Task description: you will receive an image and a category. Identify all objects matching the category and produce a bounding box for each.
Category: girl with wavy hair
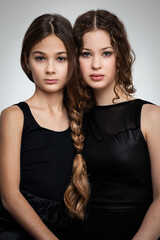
[67,9,160,240]
[0,13,89,240]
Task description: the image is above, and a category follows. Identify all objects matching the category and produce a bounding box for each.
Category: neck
[94,85,132,106]
[28,87,65,111]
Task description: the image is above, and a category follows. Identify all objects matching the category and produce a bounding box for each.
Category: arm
[0,106,59,240]
[132,104,160,240]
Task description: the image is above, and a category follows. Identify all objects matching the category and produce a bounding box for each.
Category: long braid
[64,94,90,219]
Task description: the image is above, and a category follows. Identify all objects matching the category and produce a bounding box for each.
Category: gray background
[0,0,160,112]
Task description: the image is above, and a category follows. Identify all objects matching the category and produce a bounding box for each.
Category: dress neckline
[23,101,70,133]
[95,99,139,109]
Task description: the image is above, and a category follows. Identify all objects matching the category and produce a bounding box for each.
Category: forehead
[82,29,111,48]
[31,33,66,52]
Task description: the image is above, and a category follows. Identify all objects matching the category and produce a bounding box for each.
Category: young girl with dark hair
[0,13,89,240]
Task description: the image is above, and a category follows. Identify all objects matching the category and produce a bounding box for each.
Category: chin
[90,84,106,90]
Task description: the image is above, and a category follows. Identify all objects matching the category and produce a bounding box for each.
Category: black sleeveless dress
[0,102,75,239]
[68,99,159,240]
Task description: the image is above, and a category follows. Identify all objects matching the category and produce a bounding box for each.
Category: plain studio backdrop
[0,0,160,112]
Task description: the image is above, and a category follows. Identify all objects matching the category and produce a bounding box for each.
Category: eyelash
[81,51,113,58]
[57,56,67,62]
[35,56,45,61]
[103,51,112,56]
[35,56,67,62]
[81,52,91,57]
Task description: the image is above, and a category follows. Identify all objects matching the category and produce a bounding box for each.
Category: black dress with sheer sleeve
[0,102,75,240]
[68,99,159,240]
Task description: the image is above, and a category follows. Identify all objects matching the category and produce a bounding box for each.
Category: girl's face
[27,33,68,94]
[79,29,116,94]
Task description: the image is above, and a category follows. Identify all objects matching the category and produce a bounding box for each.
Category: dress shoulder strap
[15,102,38,133]
[133,99,154,128]
[15,101,28,112]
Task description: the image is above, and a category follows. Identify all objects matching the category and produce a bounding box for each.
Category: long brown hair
[73,9,136,106]
[21,13,90,220]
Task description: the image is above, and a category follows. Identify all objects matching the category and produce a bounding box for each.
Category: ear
[24,54,30,71]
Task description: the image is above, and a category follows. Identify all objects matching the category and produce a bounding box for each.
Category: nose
[91,56,102,70]
[46,60,56,74]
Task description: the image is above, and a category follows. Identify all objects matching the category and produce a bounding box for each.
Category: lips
[90,74,104,81]
[44,79,58,84]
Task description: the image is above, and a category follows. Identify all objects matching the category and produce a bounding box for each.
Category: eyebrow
[82,46,113,51]
[32,51,67,55]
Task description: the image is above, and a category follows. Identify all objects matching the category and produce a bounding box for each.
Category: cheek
[61,64,68,80]
[65,63,69,73]
[107,58,117,74]
[30,66,43,83]
[58,61,68,70]
[79,60,89,76]
[110,62,116,72]
[30,63,42,75]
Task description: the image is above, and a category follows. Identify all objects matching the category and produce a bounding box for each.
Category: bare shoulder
[0,105,24,131]
[0,105,23,121]
[142,103,160,124]
[141,104,160,136]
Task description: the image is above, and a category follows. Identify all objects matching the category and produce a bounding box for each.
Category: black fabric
[0,190,70,239]
[83,99,153,209]
[0,231,33,240]
[0,101,75,239]
[18,102,75,200]
[68,207,148,240]
[68,99,157,239]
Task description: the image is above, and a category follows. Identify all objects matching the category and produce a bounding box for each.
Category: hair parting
[49,17,54,33]
[93,11,97,29]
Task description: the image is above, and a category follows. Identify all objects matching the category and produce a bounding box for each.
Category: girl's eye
[57,56,67,62]
[35,56,45,61]
[103,51,112,57]
[81,52,91,58]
